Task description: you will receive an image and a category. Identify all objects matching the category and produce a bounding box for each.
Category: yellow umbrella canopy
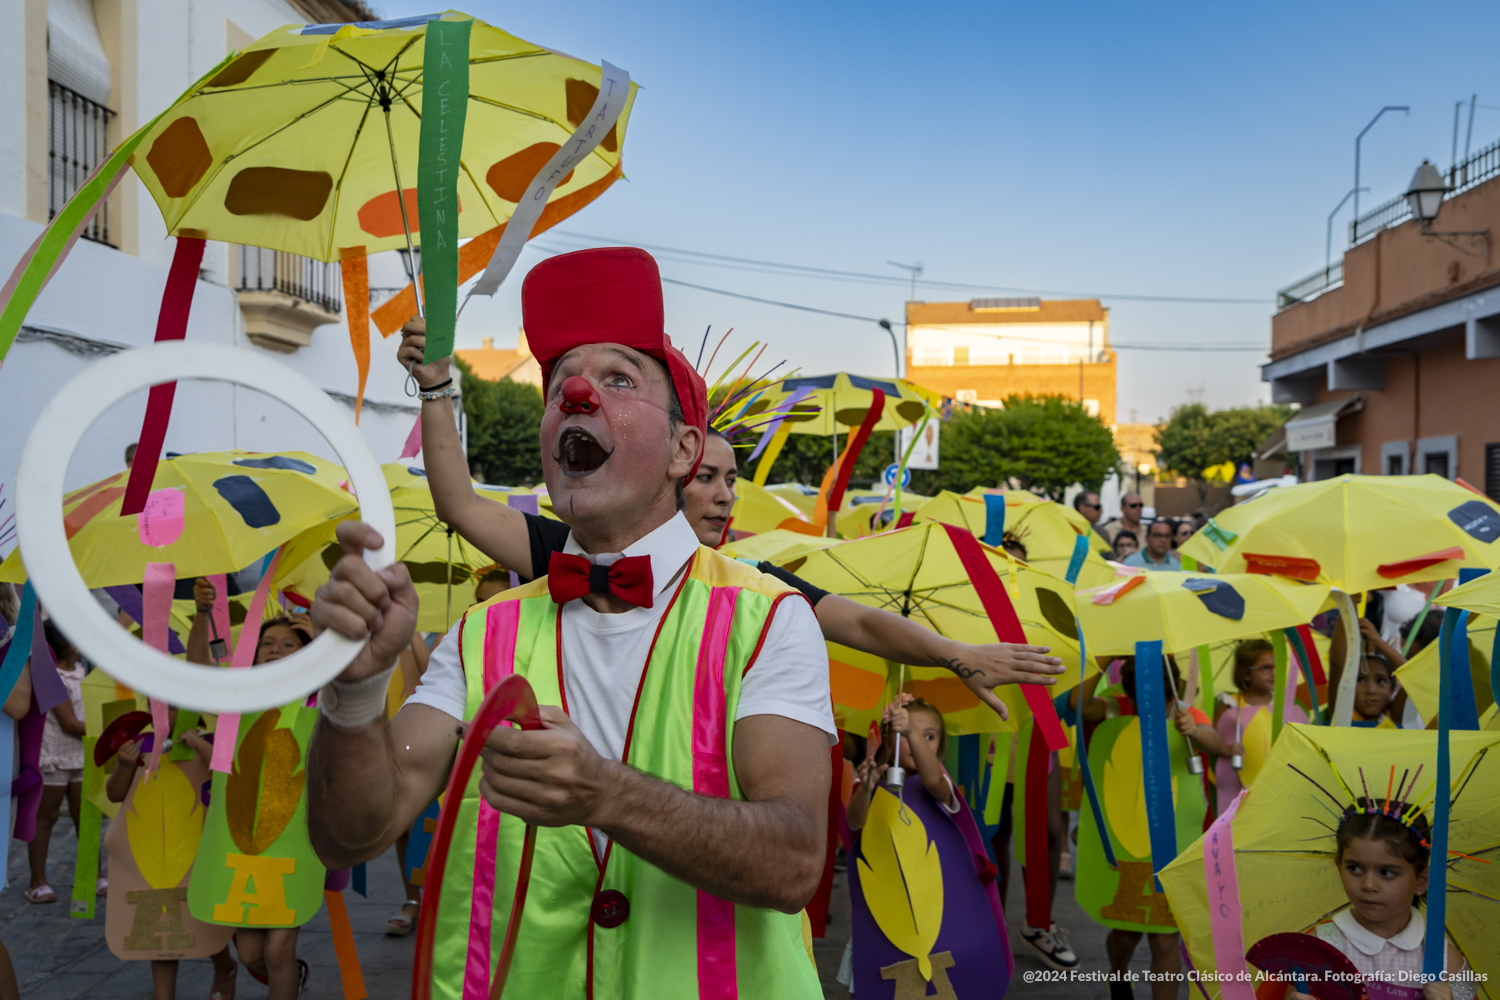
[276,463,529,632]
[764,484,816,515]
[1394,613,1500,728]
[128,12,636,260]
[717,529,841,566]
[740,373,939,436]
[1178,475,1500,593]
[730,479,815,536]
[790,522,1086,735]
[0,450,357,588]
[1075,571,1331,656]
[1161,726,1500,999]
[917,490,1115,590]
[1437,568,1500,617]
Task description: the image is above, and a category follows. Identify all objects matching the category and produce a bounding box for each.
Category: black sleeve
[524,513,573,582]
[757,562,830,607]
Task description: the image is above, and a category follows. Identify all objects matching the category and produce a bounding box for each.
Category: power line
[549,229,1274,305]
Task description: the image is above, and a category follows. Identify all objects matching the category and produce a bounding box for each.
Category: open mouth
[555,426,613,477]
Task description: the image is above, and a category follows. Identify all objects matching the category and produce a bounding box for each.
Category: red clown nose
[559,376,601,415]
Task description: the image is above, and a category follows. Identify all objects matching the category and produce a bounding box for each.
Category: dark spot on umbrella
[233,455,316,474]
[147,117,213,197]
[565,80,619,152]
[405,562,474,586]
[487,143,573,202]
[213,475,280,528]
[1448,500,1500,543]
[407,467,427,477]
[1035,587,1078,639]
[205,48,276,88]
[1182,578,1245,621]
[226,167,333,221]
[783,557,808,574]
[321,543,342,571]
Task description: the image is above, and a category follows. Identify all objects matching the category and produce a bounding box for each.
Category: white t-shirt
[406,513,835,853]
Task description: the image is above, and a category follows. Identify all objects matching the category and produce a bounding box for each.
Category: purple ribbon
[104,584,186,655]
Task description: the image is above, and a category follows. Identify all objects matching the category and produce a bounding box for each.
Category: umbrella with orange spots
[126,12,636,266]
[789,521,1089,736]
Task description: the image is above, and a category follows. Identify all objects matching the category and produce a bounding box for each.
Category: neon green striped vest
[432,547,823,1000]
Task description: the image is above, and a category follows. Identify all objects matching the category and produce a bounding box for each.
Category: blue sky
[384,0,1500,423]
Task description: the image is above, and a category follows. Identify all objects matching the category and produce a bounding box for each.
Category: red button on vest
[592,889,629,928]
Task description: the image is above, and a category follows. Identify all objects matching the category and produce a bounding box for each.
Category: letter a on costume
[123,887,195,951]
[214,854,297,925]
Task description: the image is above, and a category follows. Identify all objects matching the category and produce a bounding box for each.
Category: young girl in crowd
[1287,798,1474,1000]
[105,713,238,1000]
[1211,639,1308,813]
[26,622,89,903]
[1329,654,1400,729]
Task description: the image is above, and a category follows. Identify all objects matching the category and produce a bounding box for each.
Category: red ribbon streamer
[824,389,885,515]
[1294,624,1325,685]
[1376,546,1465,579]
[941,523,1069,751]
[121,237,207,516]
[340,252,371,424]
[805,732,844,937]
[413,674,542,1000]
[1023,723,1052,930]
[1241,552,1320,581]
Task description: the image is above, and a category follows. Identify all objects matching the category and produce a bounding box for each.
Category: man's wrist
[586,760,636,834]
[319,663,397,730]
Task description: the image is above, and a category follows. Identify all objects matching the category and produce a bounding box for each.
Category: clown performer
[101,709,236,1000]
[307,247,841,998]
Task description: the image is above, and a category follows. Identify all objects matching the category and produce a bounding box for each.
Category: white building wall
[0,0,442,561]
[909,320,1104,367]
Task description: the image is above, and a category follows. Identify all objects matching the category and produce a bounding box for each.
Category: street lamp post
[1405,159,1490,256]
[1353,105,1410,239]
[878,318,904,464]
[1326,187,1369,273]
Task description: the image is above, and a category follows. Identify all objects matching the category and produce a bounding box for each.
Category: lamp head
[1404,160,1447,224]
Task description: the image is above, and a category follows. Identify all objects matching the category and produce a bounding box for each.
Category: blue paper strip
[1135,640,1176,892]
[1490,625,1500,718]
[982,493,1005,547]
[0,713,11,889]
[1447,610,1481,731]
[0,583,37,701]
[1076,622,1117,867]
[1426,611,1454,978]
[352,862,367,898]
[1064,534,1089,586]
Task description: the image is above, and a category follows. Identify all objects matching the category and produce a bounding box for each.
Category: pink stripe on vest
[693,587,740,1000]
[463,601,520,1000]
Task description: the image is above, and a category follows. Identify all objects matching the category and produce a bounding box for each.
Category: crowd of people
[1,247,1481,1000]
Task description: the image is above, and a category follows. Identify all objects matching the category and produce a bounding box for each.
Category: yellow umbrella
[0,451,357,588]
[1160,725,1500,999]
[276,464,530,632]
[1394,613,1500,728]
[1178,475,1500,593]
[729,479,814,536]
[127,12,636,262]
[741,373,939,436]
[717,530,841,566]
[791,522,1086,735]
[1201,629,1331,699]
[1075,571,1331,656]
[764,484,816,515]
[1437,568,1500,617]
[917,490,1115,590]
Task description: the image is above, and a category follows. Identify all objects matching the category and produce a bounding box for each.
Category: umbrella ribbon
[466,62,631,303]
[1283,628,1324,725]
[1329,591,1360,728]
[1442,610,1481,731]
[747,386,816,463]
[1270,631,1289,744]
[1427,611,1457,979]
[209,546,285,773]
[1203,790,1256,1000]
[142,562,175,773]
[940,524,1068,751]
[1134,640,1175,892]
[323,887,368,1000]
[120,237,208,516]
[416,18,471,363]
[102,585,186,655]
[27,598,70,714]
[1064,533,1089,588]
[822,389,885,518]
[1023,724,1052,930]
[982,494,1005,548]
[1491,625,1500,718]
[340,253,371,422]
[1072,619,1116,869]
[0,582,38,702]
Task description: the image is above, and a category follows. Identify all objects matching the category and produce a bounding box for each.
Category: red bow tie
[547,552,655,609]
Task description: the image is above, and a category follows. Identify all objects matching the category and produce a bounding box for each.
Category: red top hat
[522,247,708,442]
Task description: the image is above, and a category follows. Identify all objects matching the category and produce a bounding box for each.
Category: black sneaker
[296,959,310,1000]
[1109,979,1135,1000]
[1020,922,1079,970]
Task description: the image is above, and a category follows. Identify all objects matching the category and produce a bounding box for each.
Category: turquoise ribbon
[1064,534,1089,587]
[1283,627,1324,725]
[1075,621,1116,867]
[1426,609,1456,979]
[1135,640,1176,891]
[417,17,472,362]
[1447,610,1480,731]
[982,493,1005,547]
[0,582,37,700]
[1203,517,1237,551]
[1490,625,1500,718]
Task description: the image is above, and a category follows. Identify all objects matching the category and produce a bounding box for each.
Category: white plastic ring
[16,341,397,713]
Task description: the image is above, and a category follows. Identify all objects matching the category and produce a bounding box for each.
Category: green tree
[457,357,545,486]
[1155,402,1291,499]
[934,394,1120,499]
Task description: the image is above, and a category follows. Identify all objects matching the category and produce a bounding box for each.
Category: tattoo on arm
[931,655,984,680]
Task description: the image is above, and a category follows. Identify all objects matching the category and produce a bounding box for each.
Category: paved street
[9,824,1179,1000]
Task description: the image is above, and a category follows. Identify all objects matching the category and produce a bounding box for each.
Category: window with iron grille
[237,246,343,314]
[48,81,115,247]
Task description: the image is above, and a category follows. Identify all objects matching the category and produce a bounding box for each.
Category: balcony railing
[1275,261,1344,312]
[237,246,342,314]
[1350,135,1500,245]
[49,81,115,247]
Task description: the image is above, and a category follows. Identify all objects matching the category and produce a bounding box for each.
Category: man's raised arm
[306,523,459,869]
[396,320,535,576]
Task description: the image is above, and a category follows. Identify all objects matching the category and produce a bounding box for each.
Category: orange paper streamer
[339,252,370,423]
[324,890,368,1000]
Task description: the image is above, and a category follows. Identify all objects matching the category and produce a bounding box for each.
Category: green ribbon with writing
[418,18,471,363]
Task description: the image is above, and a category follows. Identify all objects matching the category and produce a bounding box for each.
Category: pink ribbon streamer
[399,414,423,460]
[464,601,520,1000]
[209,548,284,773]
[1205,790,1255,1000]
[208,573,232,664]
[142,561,176,773]
[138,487,186,548]
[692,587,741,999]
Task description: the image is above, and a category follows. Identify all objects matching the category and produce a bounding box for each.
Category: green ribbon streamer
[418,18,471,363]
[1270,630,1289,743]
[1283,627,1324,725]
[1197,642,1215,715]
[1203,517,1237,550]
[71,736,103,919]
